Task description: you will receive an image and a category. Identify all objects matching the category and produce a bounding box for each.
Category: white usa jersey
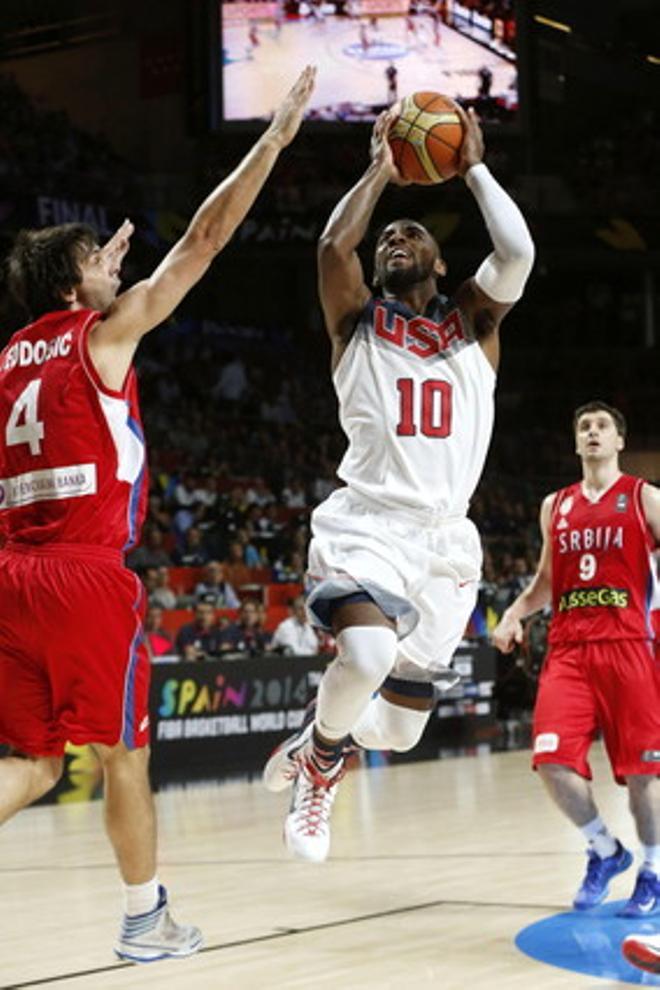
[334,294,495,516]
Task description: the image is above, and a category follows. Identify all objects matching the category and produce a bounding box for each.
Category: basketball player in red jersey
[264,106,534,861]
[0,67,315,962]
[493,402,660,916]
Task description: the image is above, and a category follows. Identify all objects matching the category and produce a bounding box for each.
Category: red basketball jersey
[0,309,147,551]
[548,474,657,644]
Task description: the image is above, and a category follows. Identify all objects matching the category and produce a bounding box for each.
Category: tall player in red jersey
[0,67,315,963]
[493,401,660,916]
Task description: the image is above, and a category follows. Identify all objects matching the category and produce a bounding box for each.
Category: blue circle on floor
[516,902,660,985]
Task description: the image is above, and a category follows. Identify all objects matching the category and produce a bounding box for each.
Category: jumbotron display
[220,0,518,125]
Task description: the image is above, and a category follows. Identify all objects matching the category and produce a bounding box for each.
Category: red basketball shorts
[532,639,660,783]
[0,543,150,757]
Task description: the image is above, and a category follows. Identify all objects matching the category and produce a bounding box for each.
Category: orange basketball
[388,92,465,184]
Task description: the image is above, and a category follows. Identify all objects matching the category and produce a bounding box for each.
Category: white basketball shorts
[306,487,482,682]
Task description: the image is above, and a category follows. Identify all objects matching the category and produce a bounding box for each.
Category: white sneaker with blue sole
[115,886,203,963]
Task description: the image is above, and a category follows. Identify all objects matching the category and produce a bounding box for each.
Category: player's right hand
[267,66,316,148]
[370,108,409,186]
[491,613,523,654]
[456,105,484,177]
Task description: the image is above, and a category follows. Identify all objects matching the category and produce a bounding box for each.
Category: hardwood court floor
[0,744,642,989]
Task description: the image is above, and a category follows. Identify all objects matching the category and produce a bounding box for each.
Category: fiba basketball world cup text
[155,668,320,741]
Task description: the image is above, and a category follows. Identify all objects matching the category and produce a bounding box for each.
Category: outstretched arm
[90,67,316,390]
[318,109,407,369]
[491,495,554,653]
[453,107,535,370]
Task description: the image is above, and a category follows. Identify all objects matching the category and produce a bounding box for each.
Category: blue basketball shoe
[115,886,203,962]
[573,840,633,910]
[618,869,660,918]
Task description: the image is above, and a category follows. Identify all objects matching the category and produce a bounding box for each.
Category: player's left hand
[456,105,484,177]
[100,219,134,276]
[266,65,317,148]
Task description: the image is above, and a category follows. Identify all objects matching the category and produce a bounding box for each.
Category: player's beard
[380,258,434,293]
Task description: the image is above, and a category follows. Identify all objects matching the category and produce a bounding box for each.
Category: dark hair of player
[7,223,97,320]
[573,400,627,438]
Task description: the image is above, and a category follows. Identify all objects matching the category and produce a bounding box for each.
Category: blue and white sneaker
[573,841,633,910]
[115,886,203,962]
[618,869,660,918]
[263,702,317,793]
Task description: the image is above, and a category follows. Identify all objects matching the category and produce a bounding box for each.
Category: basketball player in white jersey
[264,106,535,861]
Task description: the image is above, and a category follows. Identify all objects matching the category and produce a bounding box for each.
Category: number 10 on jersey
[396,378,453,438]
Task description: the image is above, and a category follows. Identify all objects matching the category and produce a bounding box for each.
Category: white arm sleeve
[465,163,535,303]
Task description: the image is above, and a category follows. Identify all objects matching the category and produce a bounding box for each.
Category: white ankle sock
[581,816,618,858]
[124,877,160,916]
[641,845,660,875]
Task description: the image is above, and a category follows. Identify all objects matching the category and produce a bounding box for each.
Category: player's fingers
[454,102,472,131]
[295,64,316,98]
[301,64,316,94]
[115,218,134,238]
[378,107,397,136]
[103,220,134,258]
[119,221,135,248]
[382,107,397,131]
[372,113,386,140]
[467,105,482,127]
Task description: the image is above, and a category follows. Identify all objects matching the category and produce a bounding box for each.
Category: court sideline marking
[3,895,565,989]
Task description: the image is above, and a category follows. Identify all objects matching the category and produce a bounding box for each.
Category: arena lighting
[533,14,572,33]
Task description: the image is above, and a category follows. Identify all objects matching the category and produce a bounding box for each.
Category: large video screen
[220,0,518,125]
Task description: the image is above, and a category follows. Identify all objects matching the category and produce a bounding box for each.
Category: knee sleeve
[316,626,398,741]
[352,694,431,752]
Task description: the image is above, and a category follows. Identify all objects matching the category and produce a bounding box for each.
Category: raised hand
[370,107,410,186]
[266,66,317,149]
[100,218,134,274]
[456,105,484,177]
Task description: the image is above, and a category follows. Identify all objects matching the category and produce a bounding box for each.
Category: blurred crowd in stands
[0,73,140,204]
[573,107,660,216]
